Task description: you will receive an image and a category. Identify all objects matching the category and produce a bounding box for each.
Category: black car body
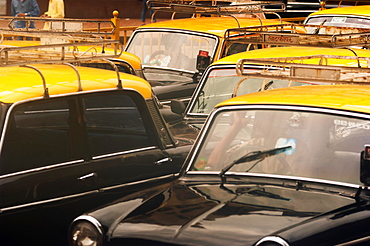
[0,42,192,246]
[69,61,370,246]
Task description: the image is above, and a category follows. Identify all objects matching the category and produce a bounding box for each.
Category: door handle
[78,172,97,181]
[154,157,172,165]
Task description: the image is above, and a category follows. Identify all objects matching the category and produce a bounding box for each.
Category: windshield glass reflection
[126,31,217,72]
[191,109,366,185]
[189,68,312,115]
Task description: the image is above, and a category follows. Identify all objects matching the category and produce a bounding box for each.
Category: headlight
[255,236,290,246]
[69,215,103,246]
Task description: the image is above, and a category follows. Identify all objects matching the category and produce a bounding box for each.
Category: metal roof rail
[224,23,370,48]
[0,16,115,37]
[235,56,370,85]
[148,0,285,16]
[0,40,123,67]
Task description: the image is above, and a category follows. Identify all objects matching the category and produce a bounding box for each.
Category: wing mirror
[360,145,370,186]
[171,99,186,115]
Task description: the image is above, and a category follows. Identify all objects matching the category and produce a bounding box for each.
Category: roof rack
[0,40,123,67]
[0,17,115,37]
[224,23,370,48]
[235,55,370,85]
[148,0,285,16]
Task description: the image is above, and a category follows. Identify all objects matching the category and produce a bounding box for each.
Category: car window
[127,31,217,72]
[305,16,370,32]
[192,109,365,185]
[0,99,78,175]
[83,93,155,156]
[189,68,311,115]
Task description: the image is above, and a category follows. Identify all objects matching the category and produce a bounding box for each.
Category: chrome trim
[72,215,104,236]
[92,146,156,160]
[99,173,176,192]
[186,171,360,189]
[0,159,85,179]
[185,104,370,173]
[255,236,290,246]
[0,190,99,213]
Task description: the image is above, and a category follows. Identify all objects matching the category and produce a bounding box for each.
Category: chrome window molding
[185,104,370,173]
[92,146,157,160]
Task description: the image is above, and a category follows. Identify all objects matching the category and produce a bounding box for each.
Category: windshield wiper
[219,146,292,180]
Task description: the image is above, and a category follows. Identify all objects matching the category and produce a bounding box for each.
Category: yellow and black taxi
[0,41,192,246]
[164,27,370,140]
[125,0,303,105]
[69,59,370,246]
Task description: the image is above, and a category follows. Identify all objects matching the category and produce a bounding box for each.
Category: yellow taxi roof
[217,85,370,114]
[210,46,370,66]
[138,17,297,37]
[308,5,370,17]
[0,64,151,104]
[0,40,142,70]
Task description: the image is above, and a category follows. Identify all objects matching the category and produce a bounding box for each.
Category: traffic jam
[2,0,370,245]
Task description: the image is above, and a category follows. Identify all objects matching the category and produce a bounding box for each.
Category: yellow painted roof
[138,17,297,37]
[0,64,151,104]
[217,85,370,114]
[0,40,142,70]
[308,5,370,17]
[210,46,370,66]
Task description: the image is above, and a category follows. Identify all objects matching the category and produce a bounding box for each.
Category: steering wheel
[148,50,169,66]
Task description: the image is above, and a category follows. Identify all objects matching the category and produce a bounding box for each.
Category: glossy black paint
[0,89,192,246]
[79,175,362,246]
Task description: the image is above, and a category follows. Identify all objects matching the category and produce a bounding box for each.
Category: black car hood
[108,181,355,245]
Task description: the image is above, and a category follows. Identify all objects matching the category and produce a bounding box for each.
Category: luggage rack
[0,40,125,97]
[235,55,370,85]
[0,17,116,37]
[148,0,285,16]
[224,23,370,48]
[0,40,122,67]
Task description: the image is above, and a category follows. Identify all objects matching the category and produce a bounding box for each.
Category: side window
[0,99,77,175]
[83,93,155,156]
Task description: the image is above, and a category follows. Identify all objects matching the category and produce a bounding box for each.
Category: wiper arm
[219,146,292,178]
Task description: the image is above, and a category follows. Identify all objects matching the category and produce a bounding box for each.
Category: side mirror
[171,99,186,115]
[360,145,370,186]
[196,50,210,73]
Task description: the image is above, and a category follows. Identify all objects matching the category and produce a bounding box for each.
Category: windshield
[189,68,312,115]
[191,108,368,185]
[305,16,370,33]
[126,31,217,72]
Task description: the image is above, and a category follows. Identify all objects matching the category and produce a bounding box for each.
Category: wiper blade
[219,146,292,178]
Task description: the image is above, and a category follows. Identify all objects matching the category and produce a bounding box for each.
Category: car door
[0,97,99,233]
[80,90,178,195]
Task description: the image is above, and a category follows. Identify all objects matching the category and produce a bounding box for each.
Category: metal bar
[148,0,286,15]
[236,56,370,85]
[0,40,123,67]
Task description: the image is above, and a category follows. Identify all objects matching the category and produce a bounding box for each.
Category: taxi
[69,59,370,246]
[124,0,302,104]
[0,41,192,246]
[164,27,370,141]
